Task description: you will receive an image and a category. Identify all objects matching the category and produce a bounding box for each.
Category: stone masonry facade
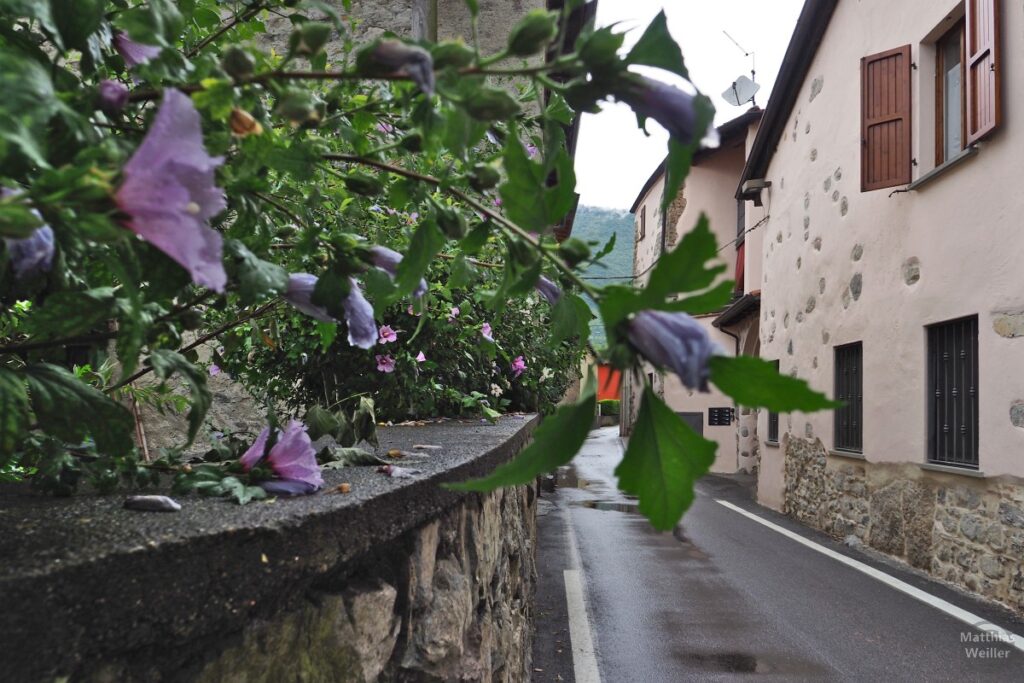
[191,483,538,683]
[782,435,1024,614]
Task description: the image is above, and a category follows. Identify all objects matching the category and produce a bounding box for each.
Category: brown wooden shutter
[966,0,1002,144]
[861,45,912,191]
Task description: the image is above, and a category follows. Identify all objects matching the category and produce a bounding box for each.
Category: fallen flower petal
[115,90,227,292]
[377,464,422,478]
[123,495,181,512]
[240,420,323,493]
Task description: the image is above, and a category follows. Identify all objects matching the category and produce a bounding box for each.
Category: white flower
[490,383,504,397]
[539,367,554,383]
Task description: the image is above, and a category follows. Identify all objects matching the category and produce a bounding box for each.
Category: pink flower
[525,143,539,158]
[376,354,396,373]
[511,355,527,378]
[448,306,460,322]
[376,121,395,134]
[379,324,398,343]
[481,322,494,342]
[240,420,323,495]
[208,364,221,377]
[492,197,503,207]
[115,90,227,291]
[416,351,426,363]
[407,304,422,317]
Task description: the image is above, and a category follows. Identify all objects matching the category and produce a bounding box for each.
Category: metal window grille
[927,316,979,468]
[767,360,780,442]
[833,342,863,452]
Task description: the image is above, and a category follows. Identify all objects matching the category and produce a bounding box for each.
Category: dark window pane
[927,316,979,468]
[834,342,863,452]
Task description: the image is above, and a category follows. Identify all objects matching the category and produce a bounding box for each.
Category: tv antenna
[721,30,759,107]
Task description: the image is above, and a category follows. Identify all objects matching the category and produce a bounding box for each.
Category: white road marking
[564,569,601,683]
[715,498,1024,654]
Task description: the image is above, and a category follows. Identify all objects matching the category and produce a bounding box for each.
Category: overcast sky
[574,0,804,210]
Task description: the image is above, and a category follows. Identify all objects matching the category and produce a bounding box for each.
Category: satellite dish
[722,75,760,107]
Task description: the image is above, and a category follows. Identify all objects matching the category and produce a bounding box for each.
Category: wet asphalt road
[532,427,1024,682]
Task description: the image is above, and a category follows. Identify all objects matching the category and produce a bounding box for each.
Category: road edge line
[714,498,1024,654]
[564,569,601,683]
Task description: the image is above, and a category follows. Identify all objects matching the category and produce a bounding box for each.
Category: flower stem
[321,153,599,298]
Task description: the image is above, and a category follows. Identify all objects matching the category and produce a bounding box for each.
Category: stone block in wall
[868,481,906,557]
[901,480,936,570]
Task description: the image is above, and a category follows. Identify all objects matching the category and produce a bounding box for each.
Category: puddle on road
[571,499,640,513]
[673,652,768,673]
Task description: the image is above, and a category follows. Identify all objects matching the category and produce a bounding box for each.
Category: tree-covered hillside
[572,205,635,347]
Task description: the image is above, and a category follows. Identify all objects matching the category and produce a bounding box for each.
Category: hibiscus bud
[343,173,384,196]
[507,9,559,56]
[398,132,423,152]
[368,245,427,297]
[275,89,321,127]
[463,88,521,121]
[220,46,255,80]
[356,39,435,96]
[558,237,591,267]
[97,80,129,114]
[612,75,712,147]
[289,22,332,56]
[229,108,263,137]
[113,31,161,68]
[535,275,561,304]
[431,40,475,68]
[627,310,721,392]
[5,225,55,281]
[435,203,467,239]
[468,163,501,191]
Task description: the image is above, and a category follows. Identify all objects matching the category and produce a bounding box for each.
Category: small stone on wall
[902,257,921,285]
[810,76,824,101]
[813,236,822,251]
[851,244,863,261]
[806,296,816,314]
[840,197,849,216]
[993,311,1024,338]
[1011,401,1024,428]
[819,277,826,294]
[850,273,862,301]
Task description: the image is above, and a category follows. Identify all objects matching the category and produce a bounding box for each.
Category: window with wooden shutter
[861,46,912,191]
[966,0,1002,143]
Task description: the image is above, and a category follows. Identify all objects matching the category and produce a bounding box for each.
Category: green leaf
[445,373,596,491]
[0,201,44,238]
[662,280,735,315]
[464,0,478,17]
[395,219,444,296]
[645,214,724,300]
[305,404,340,441]
[0,368,28,464]
[498,134,547,233]
[227,240,288,305]
[115,0,183,47]
[0,48,57,168]
[551,293,593,344]
[625,10,688,79]
[148,350,212,445]
[615,387,715,531]
[26,287,118,338]
[661,95,714,212]
[50,0,104,51]
[311,270,349,320]
[221,476,267,505]
[23,363,134,456]
[321,446,382,467]
[709,356,841,412]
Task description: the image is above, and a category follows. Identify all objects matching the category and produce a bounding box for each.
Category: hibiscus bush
[0,0,836,529]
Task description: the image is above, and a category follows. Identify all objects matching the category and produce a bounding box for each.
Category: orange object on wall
[597,365,622,401]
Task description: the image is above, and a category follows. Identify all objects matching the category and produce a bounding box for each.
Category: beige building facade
[738,0,1024,612]
[621,111,761,474]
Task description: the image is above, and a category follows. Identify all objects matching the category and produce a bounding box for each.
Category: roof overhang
[735,0,838,199]
[713,292,761,329]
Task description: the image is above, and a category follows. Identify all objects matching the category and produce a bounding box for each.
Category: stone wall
[781,435,1024,614]
[0,418,539,682]
[194,483,537,683]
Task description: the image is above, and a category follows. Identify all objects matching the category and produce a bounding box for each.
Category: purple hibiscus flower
[511,355,526,378]
[612,75,716,147]
[98,79,129,114]
[448,306,460,322]
[379,324,398,343]
[481,322,494,342]
[2,189,55,280]
[283,273,378,349]
[376,354,396,373]
[240,420,323,496]
[113,31,162,68]
[115,89,227,292]
[367,245,427,297]
[416,351,426,363]
[535,275,561,305]
[626,310,721,392]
